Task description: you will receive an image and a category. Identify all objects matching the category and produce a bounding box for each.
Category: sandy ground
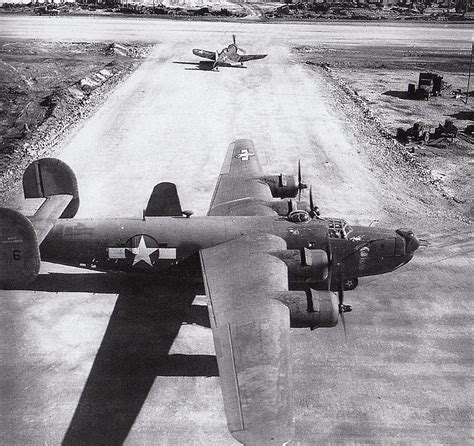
[294,42,473,219]
[0,17,472,445]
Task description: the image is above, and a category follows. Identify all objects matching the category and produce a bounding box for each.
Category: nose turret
[396,228,420,255]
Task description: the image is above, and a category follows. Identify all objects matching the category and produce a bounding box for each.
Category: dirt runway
[1,16,472,445]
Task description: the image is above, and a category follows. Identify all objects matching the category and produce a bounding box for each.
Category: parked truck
[408,72,444,100]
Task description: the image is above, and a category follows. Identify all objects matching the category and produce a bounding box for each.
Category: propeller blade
[336,267,352,343]
[309,185,314,211]
[298,162,302,201]
[232,34,236,44]
[308,185,321,218]
[213,50,219,70]
[341,311,348,343]
[337,274,344,307]
[297,159,307,200]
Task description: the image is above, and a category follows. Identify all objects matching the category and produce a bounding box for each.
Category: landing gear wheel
[343,278,358,291]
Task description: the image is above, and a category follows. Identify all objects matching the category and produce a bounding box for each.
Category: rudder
[145,182,182,217]
[23,158,79,218]
[0,207,40,288]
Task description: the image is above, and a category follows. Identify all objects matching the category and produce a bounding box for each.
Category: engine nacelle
[278,248,329,283]
[269,199,292,216]
[277,289,338,329]
[262,174,298,199]
[0,208,40,289]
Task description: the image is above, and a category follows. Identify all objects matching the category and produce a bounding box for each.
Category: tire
[343,278,358,291]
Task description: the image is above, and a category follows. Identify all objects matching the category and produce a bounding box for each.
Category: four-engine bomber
[0,139,419,446]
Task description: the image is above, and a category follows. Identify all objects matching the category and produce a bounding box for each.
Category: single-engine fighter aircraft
[192,34,267,70]
[1,139,419,445]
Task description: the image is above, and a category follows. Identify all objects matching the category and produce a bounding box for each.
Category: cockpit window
[327,219,352,239]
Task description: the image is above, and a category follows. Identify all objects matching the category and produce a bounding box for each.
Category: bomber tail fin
[23,158,79,219]
[145,182,183,217]
[0,158,79,288]
[0,207,40,288]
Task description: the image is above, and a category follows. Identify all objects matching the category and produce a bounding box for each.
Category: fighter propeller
[232,34,246,54]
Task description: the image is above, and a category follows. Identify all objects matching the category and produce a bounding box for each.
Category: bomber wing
[207,139,275,216]
[200,234,294,445]
[193,49,216,60]
[237,54,267,63]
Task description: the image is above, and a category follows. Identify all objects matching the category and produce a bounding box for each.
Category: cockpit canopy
[326,218,352,239]
[288,210,310,223]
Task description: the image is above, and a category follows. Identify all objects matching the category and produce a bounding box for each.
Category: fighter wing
[200,234,294,445]
[237,54,267,62]
[207,139,276,216]
[192,49,216,60]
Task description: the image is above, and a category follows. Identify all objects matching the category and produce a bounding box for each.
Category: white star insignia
[126,236,158,266]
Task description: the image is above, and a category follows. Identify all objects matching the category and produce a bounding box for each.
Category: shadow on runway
[173,60,247,71]
[450,110,474,120]
[173,60,217,71]
[26,272,217,445]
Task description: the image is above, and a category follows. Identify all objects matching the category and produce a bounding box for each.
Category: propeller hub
[339,304,352,313]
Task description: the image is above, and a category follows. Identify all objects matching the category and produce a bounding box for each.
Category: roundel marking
[125,234,160,267]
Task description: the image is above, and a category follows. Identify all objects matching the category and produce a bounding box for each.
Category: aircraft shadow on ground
[450,110,474,120]
[25,272,217,445]
[173,60,217,71]
[173,61,246,71]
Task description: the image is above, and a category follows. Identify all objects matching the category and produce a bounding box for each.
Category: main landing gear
[342,278,358,291]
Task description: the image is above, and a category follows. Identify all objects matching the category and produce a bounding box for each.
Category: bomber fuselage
[40,215,418,285]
